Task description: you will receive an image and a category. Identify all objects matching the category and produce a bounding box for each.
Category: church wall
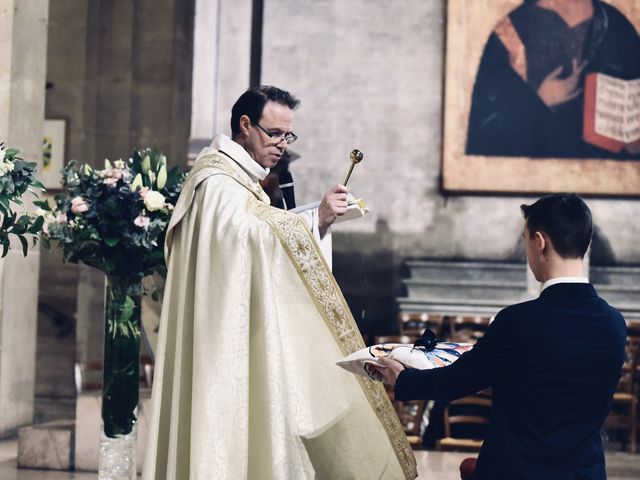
[259,0,640,333]
[261,0,639,264]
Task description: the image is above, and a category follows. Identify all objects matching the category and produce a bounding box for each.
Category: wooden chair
[449,315,492,343]
[398,312,446,339]
[395,399,428,448]
[604,341,638,453]
[436,393,492,452]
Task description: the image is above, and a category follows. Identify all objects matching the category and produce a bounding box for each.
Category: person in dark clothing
[374,193,627,480]
[466,0,640,158]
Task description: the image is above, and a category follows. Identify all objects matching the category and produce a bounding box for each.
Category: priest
[142,85,417,479]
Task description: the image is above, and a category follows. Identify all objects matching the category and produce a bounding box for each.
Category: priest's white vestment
[142,143,417,479]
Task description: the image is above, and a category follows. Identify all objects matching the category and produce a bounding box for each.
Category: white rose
[4,161,14,172]
[0,148,5,162]
[143,190,166,211]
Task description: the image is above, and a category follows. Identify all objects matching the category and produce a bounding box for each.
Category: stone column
[0,0,49,436]
[189,0,253,160]
[72,0,195,365]
[91,0,196,168]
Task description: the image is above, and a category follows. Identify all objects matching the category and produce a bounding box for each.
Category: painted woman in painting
[466,0,640,159]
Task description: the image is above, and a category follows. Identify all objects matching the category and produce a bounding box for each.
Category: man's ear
[534,231,546,254]
[239,115,251,137]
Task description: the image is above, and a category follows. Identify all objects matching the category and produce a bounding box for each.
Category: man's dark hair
[521,193,593,258]
[230,86,300,137]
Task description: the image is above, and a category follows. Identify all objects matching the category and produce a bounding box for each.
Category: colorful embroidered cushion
[337,342,473,382]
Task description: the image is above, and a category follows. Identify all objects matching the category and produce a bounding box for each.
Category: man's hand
[371,356,406,386]
[318,184,348,238]
[537,59,586,107]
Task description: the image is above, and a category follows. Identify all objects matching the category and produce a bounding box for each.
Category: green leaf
[120,295,135,323]
[27,215,45,234]
[33,199,51,211]
[30,180,46,190]
[104,237,119,247]
[18,235,28,256]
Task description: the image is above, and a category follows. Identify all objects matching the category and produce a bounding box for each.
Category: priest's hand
[318,184,348,238]
[371,356,406,386]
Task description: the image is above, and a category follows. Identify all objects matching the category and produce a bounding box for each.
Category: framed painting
[42,118,67,190]
[442,0,640,196]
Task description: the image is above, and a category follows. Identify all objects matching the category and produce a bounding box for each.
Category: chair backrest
[395,400,428,437]
[398,312,446,339]
[604,340,638,453]
[617,341,639,396]
[626,321,640,340]
[372,334,420,346]
[449,315,492,343]
[442,393,492,440]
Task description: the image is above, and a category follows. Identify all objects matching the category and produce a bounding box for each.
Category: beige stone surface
[17,420,73,470]
[0,0,48,436]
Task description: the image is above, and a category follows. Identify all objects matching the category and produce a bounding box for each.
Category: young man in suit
[375,193,627,480]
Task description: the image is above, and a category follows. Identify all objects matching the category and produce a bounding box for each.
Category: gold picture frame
[42,118,67,191]
[442,0,640,196]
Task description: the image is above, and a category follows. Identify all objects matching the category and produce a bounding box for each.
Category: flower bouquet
[37,148,186,480]
[0,143,45,256]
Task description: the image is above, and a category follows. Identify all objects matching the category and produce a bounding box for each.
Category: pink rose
[70,196,89,214]
[134,214,150,229]
[103,177,118,188]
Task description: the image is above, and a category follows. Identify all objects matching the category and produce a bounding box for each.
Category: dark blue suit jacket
[395,283,626,480]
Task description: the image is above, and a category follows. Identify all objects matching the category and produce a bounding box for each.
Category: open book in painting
[583,72,640,153]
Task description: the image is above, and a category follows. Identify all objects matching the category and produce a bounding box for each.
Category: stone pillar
[91,0,195,169]
[0,0,49,436]
[72,0,195,365]
[189,0,253,160]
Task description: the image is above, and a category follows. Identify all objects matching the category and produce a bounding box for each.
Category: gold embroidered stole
[247,198,418,480]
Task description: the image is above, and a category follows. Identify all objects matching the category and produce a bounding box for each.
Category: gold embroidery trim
[247,197,418,480]
[189,152,270,204]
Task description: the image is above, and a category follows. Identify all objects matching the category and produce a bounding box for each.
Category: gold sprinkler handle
[343,149,363,186]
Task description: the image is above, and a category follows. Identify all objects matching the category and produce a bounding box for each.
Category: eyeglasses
[254,122,298,145]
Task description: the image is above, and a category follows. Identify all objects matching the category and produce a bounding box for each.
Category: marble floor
[1,437,639,479]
